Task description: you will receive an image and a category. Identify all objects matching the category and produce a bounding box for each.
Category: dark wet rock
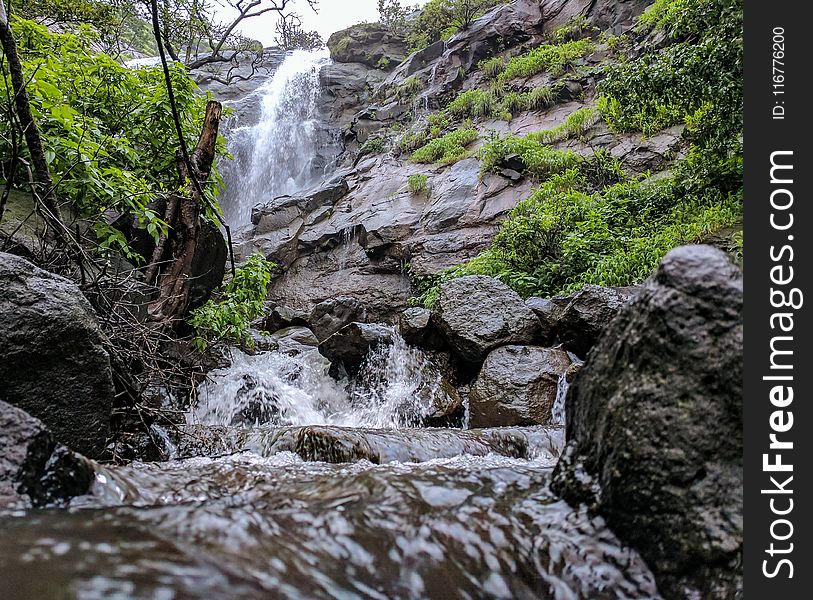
[327,23,408,71]
[309,296,369,342]
[551,245,743,599]
[319,323,393,373]
[269,326,320,355]
[432,276,539,363]
[0,252,114,458]
[398,307,446,349]
[525,297,564,343]
[1,400,94,509]
[320,61,388,127]
[261,305,310,334]
[552,284,639,358]
[469,346,574,428]
[247,330,280,354]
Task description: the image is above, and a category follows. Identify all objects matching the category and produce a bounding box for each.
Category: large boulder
[327,23,408,70]
[432,276,539,363]
[309,296,368,342]
[0,253,115,458]
[319,323,394,373]
[469,346,574,428]
[551,246,743,598]
[1,400,95,509]
[552,284,639,358]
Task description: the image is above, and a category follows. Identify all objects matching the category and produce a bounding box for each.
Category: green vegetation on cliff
[412,0,743,305]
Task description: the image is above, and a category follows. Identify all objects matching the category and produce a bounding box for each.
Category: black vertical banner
[744,1,812,597]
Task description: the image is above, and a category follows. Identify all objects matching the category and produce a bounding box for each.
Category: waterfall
[218,49,336,225]
[188,335,455,429]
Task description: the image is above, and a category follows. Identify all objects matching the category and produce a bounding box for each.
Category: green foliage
[550,16,596,44]
[599,0,742,152]
[408,173,429,195]
[479,56,505,79]
[189,254,275,350]
[416,167,741,302]
[0,19,225,258]
[479,133,583,179]
[407,0,503,51]
[447,88,499,119]
[411,125,478,164]
[377,0,411,35]
[395,76,424,101]
[534,107,601,143]
[360,136,386,156]
[498,38,594,83]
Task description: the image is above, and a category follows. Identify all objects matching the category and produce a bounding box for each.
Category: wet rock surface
[432,276,540,363]
[469,346,575,428]
[0,252,114,458]
[0,400,94,509]
[552,246,743,598]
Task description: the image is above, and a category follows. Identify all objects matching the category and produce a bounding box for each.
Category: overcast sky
[214,0,429,47]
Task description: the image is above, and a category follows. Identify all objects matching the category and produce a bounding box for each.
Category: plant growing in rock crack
[411,124,478,164]
[189,253,276,351]
[407,174,430,196]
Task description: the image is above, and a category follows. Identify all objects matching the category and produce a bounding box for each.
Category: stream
[0,50,661,600]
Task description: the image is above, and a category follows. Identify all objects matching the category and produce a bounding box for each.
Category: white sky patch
[213,0,430,47]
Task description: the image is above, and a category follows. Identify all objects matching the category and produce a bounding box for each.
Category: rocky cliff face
[229,0,678,323]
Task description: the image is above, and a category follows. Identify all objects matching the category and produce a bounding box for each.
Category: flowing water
[0,337,660,599]
[218,49,338,225]
[0,51,662,598]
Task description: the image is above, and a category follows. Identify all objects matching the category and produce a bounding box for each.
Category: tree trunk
[0,0,64,225]
[148,100,222,323]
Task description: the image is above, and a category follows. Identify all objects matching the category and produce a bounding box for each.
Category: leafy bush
[407,0,503,50]
[395,76,424,101]
[189,253,275,350]
[498,38,594,83]
[447,88,499,119]
[535,107,601,143]
[411,126,478,164]
[599,0,742,152]
[479,55,506,78]
[408,174,429,195]
[360,137,386,156]
[479,134,583,179]
[0,19,224,258]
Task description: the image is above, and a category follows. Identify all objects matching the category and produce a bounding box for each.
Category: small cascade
[218,49,337,224]
[551,372,570,426]
[187,334,455,429]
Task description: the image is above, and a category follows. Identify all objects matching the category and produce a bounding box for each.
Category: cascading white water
[219,49,335,224]
[188,335,455,429]
[551,373,569,426]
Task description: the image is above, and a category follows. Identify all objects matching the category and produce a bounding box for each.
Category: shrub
[498,38,594,83]
[535,107,601,143]
[411,126,478,164]
[189,254,275,350]
[360,137,386,156]
[0,19,223,259]
[408,174,429,195]
[395,76,424,101]
[479,55,506,79]
[479,134,583,179]
[447,88,499,119]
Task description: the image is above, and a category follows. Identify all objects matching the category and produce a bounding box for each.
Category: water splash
[188,335,457,429]
[219,49,336,224]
